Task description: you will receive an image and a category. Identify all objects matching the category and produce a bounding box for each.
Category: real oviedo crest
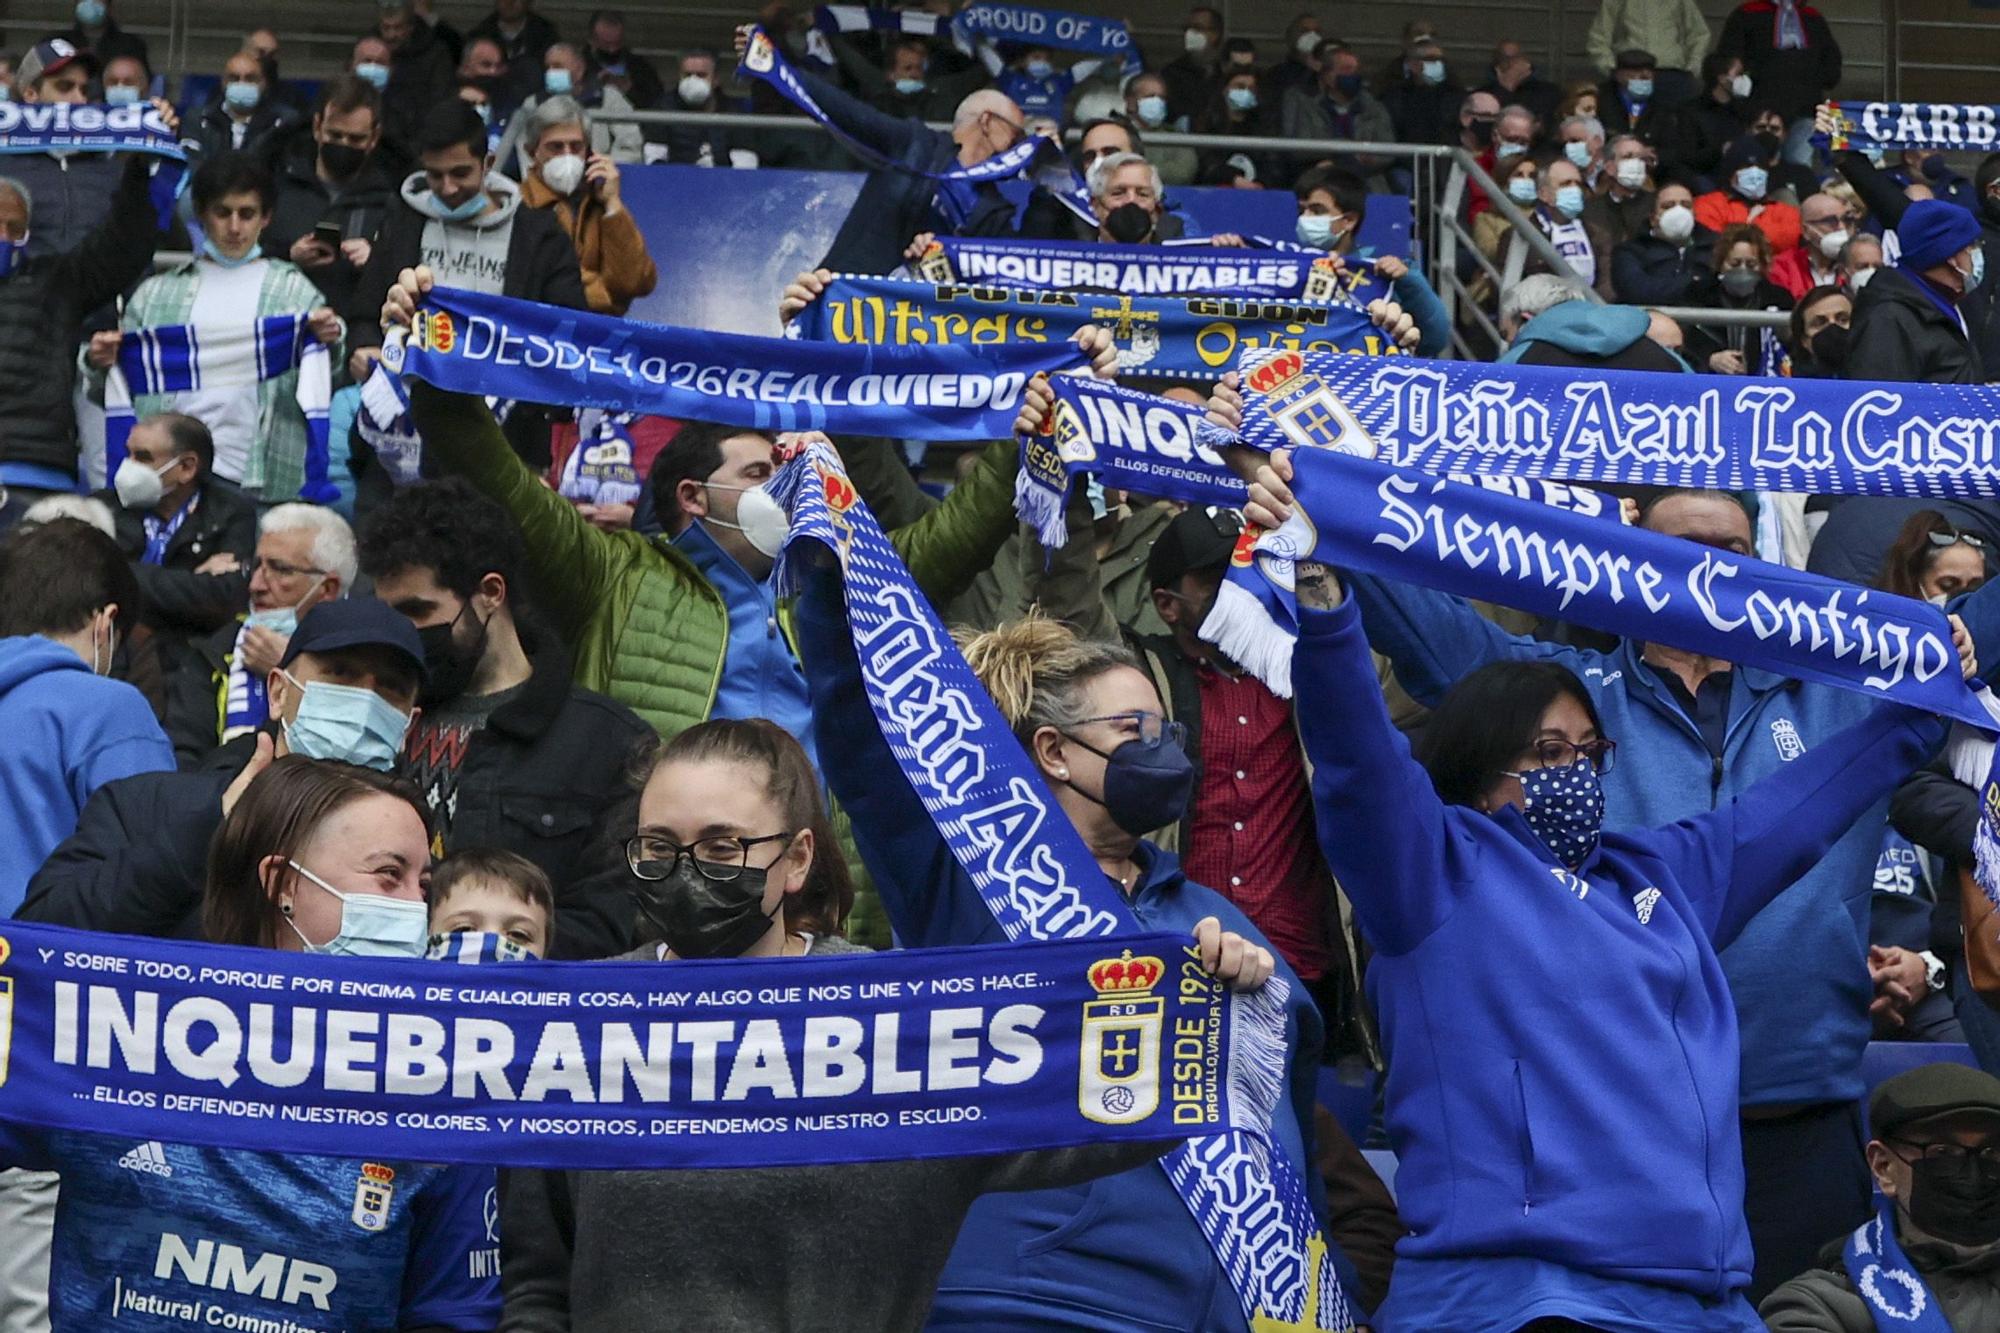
[1079,950,1164,1125]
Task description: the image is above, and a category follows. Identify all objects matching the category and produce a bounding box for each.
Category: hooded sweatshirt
[1498,301,1689,371]
[400,169,524,295]
[0,636,174,911]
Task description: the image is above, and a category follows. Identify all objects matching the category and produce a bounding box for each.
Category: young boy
[425,847,554,962]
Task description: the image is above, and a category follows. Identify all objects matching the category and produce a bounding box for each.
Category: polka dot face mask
[1509,759,1605,867]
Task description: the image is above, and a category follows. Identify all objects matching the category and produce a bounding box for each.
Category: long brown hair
[636,719,853,938]
[1878,509,1988,599]
[203,756,433,948]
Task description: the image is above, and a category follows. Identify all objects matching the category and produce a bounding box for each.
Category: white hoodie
[401,170,522,295]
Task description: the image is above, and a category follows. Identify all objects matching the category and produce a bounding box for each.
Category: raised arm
[793,59,934,160]
[1345,570,1584,707]
[59,155,163,313]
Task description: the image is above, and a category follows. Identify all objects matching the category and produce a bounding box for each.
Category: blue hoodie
[1295,595,1942,1328]
[1344,570,2000,1108]
[0,636,173,911]
[795,575,1357,1331]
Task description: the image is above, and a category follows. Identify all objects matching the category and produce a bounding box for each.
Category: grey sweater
[496,938,1164,1332]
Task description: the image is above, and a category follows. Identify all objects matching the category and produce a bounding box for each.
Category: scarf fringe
[1202,577,1297,700]
[1224,973,1289,1147]
[1014,462,1069,551]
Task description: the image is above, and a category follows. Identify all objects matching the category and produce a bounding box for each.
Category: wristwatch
[1920,950,1949,994]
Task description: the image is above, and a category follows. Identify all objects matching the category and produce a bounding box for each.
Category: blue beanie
[1897,199,1982,272]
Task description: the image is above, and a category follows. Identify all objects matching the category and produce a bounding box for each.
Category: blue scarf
[812,4,944,38]
[0,100,187,228]
[356,361,424,486]
[1818,102,1998,153]
[559,409,644,507]
[140,492,197,566]
[385,285,1083,441]
[1205,444,1995,730]
[950,3,1135,62]
[0,918,1279,1173]
[924,234,1356,301]
[791,274,1386,382]
[1229,348,2000,498]
[106,311,336,504]
[772,439,1355,1331]
[1842,1204,1954,1332]
[738,24,1094,229]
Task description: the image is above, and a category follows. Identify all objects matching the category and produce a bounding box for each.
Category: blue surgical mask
[1507,176,1537,204]
[354,61,390,90]
[894,77,925,96]
[1295,213,1334,248]
[426,930,539,963]
[1508,759,1604,867]
[1226,86,1258,112]
[286,861,429,959]
[0,236,27,277]
[76,0,106,25]
[1025,58,1053,81]
[279,671,412,771]
[544,67,573,95]
[201,240,263,267]
[224,81,262,111]
[1964,248,1987,292]
[1419,59,1445,85]
[1554,184,1586,219]
[473,102,492,124]
[1495,140,1527,159]
[104,85,141,107]
[1626,77,1653,99]
[1734,166,1768,200]
[244,606,299,636]
[1135,95,1167,127]
[1563,140,1592,168]
[1085,476,1108,521]
[432,187,489,222]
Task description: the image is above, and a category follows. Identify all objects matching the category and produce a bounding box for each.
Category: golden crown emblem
[1088,951,1164,995]
[1246,350,1305,396]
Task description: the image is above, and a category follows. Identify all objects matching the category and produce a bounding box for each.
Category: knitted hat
[1896,198,1984,272]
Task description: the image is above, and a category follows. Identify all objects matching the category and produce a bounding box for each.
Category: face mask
[244,605,300,636]
[1295,33,1319,56]
[1554,184,1586,219]
[355,62,390,90]
[1614,157,1647,190]
[1226,86,1257,113]
[894,77,925,96]
[415,602,489,707]
[104,85,141,106]
[433,187,489,221]
[425,930,538,963]
[201,240,263,268]
[1084,476,1108,521]
[320,140,367,178]
[634,860,780,959]
[1733,166,1768,200]
[1417,60,1444,85]
[1626,77,1653,99]
[1809,323,1849,370]
[1563,141,1592,168]
[1060,730,1196,837]
[1904,1151,2000,1247]
[1658,203,1695,241]
[0,236,25,277]
[1506,176,1537,204]
[1721,267,1761,298]
[224,81,261,111]
[285,861,429,959]
[1105,201,1155,244]
[1466,118,1495,147]
[1817,227,1850,260]
[279,672,412,771]
[703,481,789,558]
[1134,94,1167,127]
[1183,29,1208,53]
[678,73,712,104]
[1730,73,1752,98]
[113,454,177,510]
[1963,249,1987,292]
[544,67,573,95]
[539,151,586,195]
[1495,139,1527,159]
[1508,759,1604,866]
[1295,213,1334,248]
[76,0,106,24]
[1850,265,1877,291]
[1333,73,1363,99]
[473,102,492,125]
[1024,59,1053,81]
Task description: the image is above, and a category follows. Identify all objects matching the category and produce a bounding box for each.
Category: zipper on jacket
[1709,753,1724,807]
[1513,1060,1535,1214]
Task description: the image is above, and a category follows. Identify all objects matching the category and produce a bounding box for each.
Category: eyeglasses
[1891,1139,2000,1168]
[1930,529,1990,552]
[250,556,327,580]
[1520,737,1617,774]
[625,831,793,883]
[1071,711,1187,748]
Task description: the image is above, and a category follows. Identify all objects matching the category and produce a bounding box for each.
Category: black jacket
[52,18,149,69]
[1611,227,1721,305]
[1654,93,1745,190]
[22,639,649,961]
[1716,1,1841,122]
[466,10,562,105]
[586,45,665,113]
[263,133,398,310]
[159,618,240,769]
[0,156,158,477]
[98,477,258,637]
[1683,276,1794,375]
[185,98,303,167]
[1848,264,1985,386]
[381,23,459,163]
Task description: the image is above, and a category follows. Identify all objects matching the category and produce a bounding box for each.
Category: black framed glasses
[1521,737,1618,775]
[1930,528,1990,552]
[625,832,792,883]
[1891,1139,2000,1168]
[1072,711,1187,748]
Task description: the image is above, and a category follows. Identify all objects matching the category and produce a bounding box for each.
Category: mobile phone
[312,222,344,250]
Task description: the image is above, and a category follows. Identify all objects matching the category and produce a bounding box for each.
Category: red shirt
[1180,662,1333,981]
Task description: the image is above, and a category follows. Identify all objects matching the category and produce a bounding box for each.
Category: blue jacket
[1346,570,1997,1107]
[1296,595,1943,1309]
[671,520,817,769]
[795,574,1350,1332]
[0,636,174,912]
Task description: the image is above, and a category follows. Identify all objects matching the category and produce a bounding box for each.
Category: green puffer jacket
[410,385,1023,947]
[1758,1224,2000,1331]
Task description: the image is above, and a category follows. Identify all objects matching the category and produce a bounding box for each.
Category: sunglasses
[1930,529,1990,552]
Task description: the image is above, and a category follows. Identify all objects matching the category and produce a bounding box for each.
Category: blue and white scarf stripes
[384,285,1084,442]
[738,24,1095,229]
[1817,101,1998,154]
[950,3,1135,61]
[1841,1204,1953,1332]
[0,100,188,227]
[1230,347,2000,498]
[772,438,1354,1332]
[923,233,1349,301]
[106,313,336,504]
[357,362,424,486]
[0,918,1276,1172]
[791,273,1388,381]
[812,5,944,39]
[559,409,644,507]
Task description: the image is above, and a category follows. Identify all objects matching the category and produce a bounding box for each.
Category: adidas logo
[117,1141,172,1177]
[1632,888,1662,926]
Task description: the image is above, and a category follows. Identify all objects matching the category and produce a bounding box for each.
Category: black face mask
[634,862,780,959]
[1466,118,1495,146]
[1060,731,1196,836]
[1104,202,1155,244]
[1904,1151,2000,1247]
[1984,194,2000,225]
[1809,323,1850,370]
[1754,130,1783,159]
[415,601,490,707]
[319,141,369,179]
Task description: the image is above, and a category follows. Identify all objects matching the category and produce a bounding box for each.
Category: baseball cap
[1614,48,1657,72]
[18,39,99,89]
[279,599,427,681]
[1870,1062,2000,1141]
[1146,507,1242,591]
